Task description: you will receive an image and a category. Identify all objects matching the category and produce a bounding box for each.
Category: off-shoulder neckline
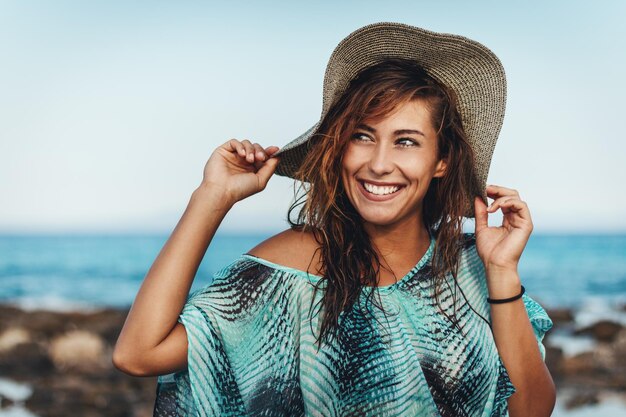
[241,235,435,293]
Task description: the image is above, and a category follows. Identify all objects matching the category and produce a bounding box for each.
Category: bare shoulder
[246,228,324,276]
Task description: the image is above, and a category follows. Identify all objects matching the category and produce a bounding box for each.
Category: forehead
[360,98,435,128]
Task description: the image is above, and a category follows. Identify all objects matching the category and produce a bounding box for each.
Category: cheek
[340,154,363,202]
[341,144,369,172]
[401,151,440,177]
[340,164,357,198]
[400,166,432,189]
[341,147,358,178]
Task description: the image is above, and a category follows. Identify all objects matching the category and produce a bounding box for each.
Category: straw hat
[273,22,507,218]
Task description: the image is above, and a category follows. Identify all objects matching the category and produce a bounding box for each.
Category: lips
[357,180,405,201]
[362,182,400,195]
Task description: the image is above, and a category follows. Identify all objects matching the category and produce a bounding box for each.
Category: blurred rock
[546,321,626,399]
[546,308,575,325]
[3,302,626,415]
[1,397,16,408]
[613,329,626,356]
[0,305,24,333]
[49,330,107,372]
[559,351,596,375]
[565,390,600,409]
[25,374,155,417]
[1,304,156,417]
[575,320,623,343]
[0,341,54,377]
[0,327,31,352]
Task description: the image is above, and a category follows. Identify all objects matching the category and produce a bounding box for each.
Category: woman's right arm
[112,139,280,377]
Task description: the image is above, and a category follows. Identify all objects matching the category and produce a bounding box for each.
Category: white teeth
[363,182,400,195]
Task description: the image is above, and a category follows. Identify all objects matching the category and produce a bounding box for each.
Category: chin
[353,203,423,228]
[358,211,403,227]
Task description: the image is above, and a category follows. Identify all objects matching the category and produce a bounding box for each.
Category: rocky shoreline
[543,304,626,410]
[1,303,625,416]
[0,305,155,417]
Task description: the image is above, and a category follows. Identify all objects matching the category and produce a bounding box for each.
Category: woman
[113,23,555,416]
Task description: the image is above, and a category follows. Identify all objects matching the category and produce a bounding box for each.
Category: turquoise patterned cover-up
[153,233,553,416]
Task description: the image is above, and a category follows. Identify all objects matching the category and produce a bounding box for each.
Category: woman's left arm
[474,185,556,417]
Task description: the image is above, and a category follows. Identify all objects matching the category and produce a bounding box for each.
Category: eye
[396,137,419,147]
[351,133,373,142]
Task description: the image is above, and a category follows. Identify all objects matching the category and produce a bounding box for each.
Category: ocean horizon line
[1,230,626,237]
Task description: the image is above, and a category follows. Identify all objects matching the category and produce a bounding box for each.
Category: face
[341,99,447,230]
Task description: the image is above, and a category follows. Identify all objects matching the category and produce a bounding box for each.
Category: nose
[367,143,394,176]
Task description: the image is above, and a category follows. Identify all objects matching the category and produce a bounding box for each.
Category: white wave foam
[547,332,597,357]
[552,393,626,416]
[0,378,32,402]
[0,378,39,417]
[575,297,626,328]
[3,295,104,313]
[0,406,39,417]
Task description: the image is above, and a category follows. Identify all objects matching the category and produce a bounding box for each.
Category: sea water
[0,233,625,311]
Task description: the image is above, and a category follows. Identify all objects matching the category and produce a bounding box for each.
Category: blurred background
[1,1,625,416]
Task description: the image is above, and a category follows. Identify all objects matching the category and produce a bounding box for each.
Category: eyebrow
[356,123,425,137]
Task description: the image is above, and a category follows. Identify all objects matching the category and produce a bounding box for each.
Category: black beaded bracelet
[487,285,525,304]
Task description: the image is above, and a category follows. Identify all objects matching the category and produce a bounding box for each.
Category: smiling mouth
[360,181,404,196]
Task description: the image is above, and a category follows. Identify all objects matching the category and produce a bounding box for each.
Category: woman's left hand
[473,185,533,273]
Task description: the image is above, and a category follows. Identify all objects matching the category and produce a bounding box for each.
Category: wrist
[487,285,525,304]
[191,183,236,212]
[485,261,518,275]
[485,268,522,300]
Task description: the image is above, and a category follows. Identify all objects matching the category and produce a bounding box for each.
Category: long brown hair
[288,58,480,348]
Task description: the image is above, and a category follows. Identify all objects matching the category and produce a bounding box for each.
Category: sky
[1,1,625,234]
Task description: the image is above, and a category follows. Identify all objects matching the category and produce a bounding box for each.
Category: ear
[433,158,447,178]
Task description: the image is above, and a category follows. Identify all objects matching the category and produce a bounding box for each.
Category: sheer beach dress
[153,233,552,417]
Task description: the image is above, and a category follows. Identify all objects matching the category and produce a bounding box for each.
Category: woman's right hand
[199,139,280,205]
